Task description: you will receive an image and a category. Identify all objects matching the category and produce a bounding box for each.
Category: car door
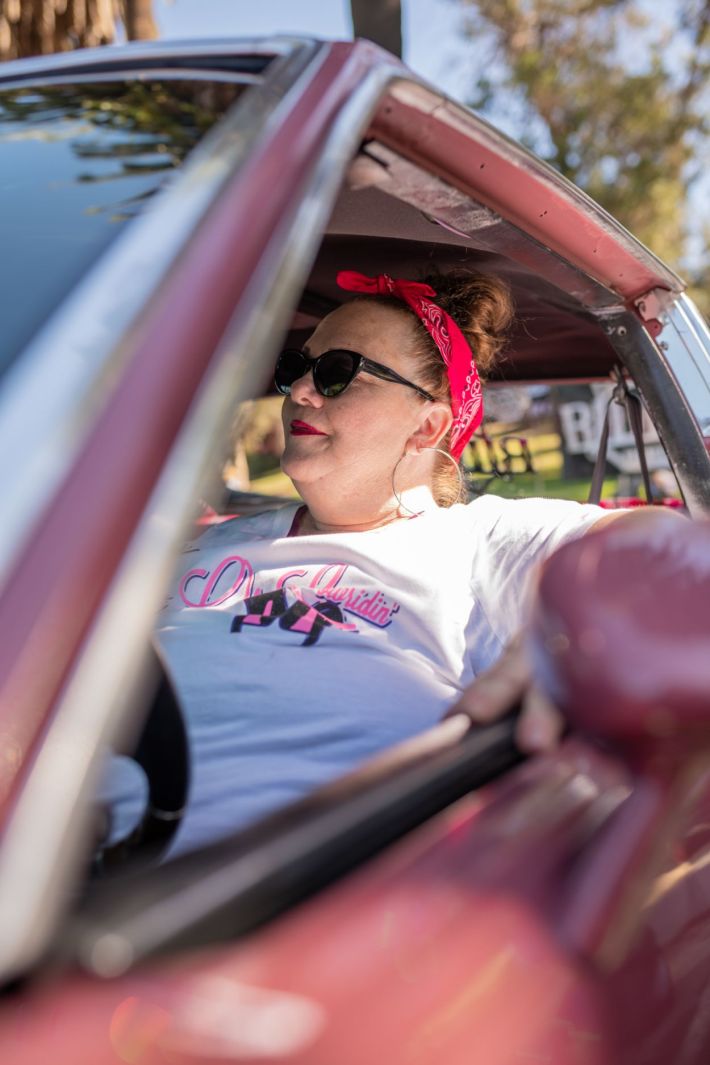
[1,36,710,1065]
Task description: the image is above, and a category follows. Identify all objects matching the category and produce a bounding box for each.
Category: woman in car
[108,268,660,857]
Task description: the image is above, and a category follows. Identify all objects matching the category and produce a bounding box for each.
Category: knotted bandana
[336,270,483,459]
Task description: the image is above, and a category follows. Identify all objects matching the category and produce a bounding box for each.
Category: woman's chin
[280,450,326,485]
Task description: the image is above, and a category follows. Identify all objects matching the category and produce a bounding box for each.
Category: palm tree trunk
[0,0,157,59]
[122,0,157,40]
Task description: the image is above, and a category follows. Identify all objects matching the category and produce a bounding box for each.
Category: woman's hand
[447,636,564,753]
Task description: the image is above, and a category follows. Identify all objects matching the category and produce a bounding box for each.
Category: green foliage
[452,0,709,312]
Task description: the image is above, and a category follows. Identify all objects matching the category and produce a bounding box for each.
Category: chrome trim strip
[0,37,301,82]
[0,50,402,983]
[604,306,710,516]
[661,296,710,437]
[0,41,321,595]
[1,68,264,88]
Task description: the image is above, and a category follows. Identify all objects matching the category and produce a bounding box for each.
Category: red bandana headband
[336,270,483,460]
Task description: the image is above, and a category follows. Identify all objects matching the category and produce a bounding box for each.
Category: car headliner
[291,182,623,383]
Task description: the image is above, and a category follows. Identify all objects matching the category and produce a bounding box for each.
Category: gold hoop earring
[391,447,464,515]
[417,446,464,491]
[391,453,419,516]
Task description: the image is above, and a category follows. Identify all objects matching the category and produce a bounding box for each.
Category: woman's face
[280,301,443,495]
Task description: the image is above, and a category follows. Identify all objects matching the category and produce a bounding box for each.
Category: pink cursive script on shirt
[180,555,255,608]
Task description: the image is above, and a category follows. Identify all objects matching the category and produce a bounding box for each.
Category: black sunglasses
[274,348,435,401]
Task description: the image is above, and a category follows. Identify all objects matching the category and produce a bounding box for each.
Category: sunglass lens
[274,349,307,394]
[314,350,359,396]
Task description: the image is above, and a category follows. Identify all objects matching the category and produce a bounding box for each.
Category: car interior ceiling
[284,144,622,385]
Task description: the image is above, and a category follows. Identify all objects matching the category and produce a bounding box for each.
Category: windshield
[0,78,248,382]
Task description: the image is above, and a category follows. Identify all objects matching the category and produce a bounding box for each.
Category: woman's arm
[449,507,683,751]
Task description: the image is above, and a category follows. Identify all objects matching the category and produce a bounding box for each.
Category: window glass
[0,79,247,381]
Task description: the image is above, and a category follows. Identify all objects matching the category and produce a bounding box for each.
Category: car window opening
[90,139,683,886]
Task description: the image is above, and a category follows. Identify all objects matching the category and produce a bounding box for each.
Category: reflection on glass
[0,80,247,381]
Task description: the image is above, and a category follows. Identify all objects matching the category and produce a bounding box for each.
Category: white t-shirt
[105,494,604,857]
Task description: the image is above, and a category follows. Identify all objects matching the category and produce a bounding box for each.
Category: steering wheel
[95,650,190,872]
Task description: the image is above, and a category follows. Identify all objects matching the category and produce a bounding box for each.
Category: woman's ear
[406,401,453,454]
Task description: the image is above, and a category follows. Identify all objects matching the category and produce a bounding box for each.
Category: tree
[452,0,709,311]
[350,0,402,58]
[122,0,157,41]
[0,0,156,61]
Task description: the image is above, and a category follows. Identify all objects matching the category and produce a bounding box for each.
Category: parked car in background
[0,36,710,1065]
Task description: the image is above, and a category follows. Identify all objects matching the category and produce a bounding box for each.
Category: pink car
[0,36,709,1065]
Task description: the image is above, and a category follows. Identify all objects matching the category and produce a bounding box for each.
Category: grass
[476,473,618,502]
[247,423,619,503]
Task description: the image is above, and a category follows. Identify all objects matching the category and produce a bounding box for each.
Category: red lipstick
[290,420,326,436]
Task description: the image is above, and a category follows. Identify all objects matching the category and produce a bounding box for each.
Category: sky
[152,0,477,104]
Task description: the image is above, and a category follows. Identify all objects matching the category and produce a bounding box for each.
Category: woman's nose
[289,368,323,406]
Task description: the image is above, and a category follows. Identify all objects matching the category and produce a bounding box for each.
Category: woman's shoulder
[440,493,525,530]
[455,492,604,549]
[444,493,605,541]
[466,492,603,520]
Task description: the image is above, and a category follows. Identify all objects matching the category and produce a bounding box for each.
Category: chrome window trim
[0,37,302,83]
[660,296,710,438]
[603,304,710,516]
[0,68,264,88]
[0,50,404,983]
[0,40,322,595]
